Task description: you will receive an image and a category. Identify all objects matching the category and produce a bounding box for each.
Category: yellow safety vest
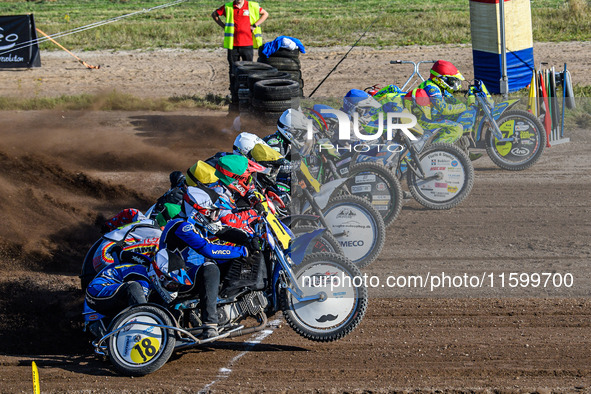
[223,1,263,50]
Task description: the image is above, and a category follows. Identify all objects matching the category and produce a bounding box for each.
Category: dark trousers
[227,46,254,112]
[196,262,221,325]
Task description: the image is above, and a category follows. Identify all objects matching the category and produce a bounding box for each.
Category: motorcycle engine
[217,291,268,325]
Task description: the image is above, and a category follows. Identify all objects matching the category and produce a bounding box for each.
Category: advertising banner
[0,14,41,68]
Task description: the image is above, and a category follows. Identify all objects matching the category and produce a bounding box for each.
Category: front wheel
[407,143,474,210]
[291,225,345,256]
[281,252,368,342]
[107,304,175,376]
[322,195,386,268]
[485,109,546,171]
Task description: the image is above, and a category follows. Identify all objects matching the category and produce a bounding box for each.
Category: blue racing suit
[159,218,248,325]
[86,262,154,316]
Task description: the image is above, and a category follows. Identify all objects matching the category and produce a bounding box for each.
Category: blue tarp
[473,47,535,93]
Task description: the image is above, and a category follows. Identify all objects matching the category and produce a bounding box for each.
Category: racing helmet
[276,108,310,149]
[169,171,186,188]
[342,89,382,119]
[150,249,192,293]
[182,185,231,223]
[430,60,465,93]
[155,202,182,228]
[214,154,257,197]
[404,88,432,120]
[233,132,266,157]
[186,160,219,187]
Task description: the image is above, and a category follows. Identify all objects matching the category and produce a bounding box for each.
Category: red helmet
[430,60,465,92]
[404,88,432,119]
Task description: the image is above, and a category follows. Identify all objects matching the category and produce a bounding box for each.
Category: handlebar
[389,60,437,91]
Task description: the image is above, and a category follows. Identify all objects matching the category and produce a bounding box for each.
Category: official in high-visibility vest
[212,0,269,113]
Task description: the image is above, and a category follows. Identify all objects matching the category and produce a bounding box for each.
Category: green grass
[2,0,590,51]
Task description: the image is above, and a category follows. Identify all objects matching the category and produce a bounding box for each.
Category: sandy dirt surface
[1,42,590,100]
[0,42,590,393]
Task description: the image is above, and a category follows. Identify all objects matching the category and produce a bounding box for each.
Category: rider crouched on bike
[417,60,480,159]
[211,154,268,232]
[159,185,252,339]
[85,251,193,321]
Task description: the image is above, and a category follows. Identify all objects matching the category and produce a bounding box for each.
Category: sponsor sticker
[376,182,387,191]
[511,147,530,156]
[355,174,376,183]
[434,182,448,188]
[351,184,372,193]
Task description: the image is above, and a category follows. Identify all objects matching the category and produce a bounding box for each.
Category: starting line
[199,319,282,393]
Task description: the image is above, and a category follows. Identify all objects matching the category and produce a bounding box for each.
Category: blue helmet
[342,89,381,118]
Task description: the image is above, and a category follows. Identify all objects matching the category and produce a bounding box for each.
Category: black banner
[0,14,41,68]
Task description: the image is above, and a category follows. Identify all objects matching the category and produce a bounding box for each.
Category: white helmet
[233,132,265,157]
[276,109,310,148]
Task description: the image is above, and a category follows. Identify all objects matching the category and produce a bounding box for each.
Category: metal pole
[499,0,509,99]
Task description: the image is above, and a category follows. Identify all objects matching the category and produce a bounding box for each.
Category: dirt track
[1,41,590,100]
[0,43,590,392]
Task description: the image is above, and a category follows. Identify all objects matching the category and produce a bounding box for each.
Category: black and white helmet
[276,109,310,149]
[233,132,266,157]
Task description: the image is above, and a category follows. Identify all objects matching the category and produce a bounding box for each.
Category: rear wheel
[341,162,403,227]
[107,305,175,376]
[407,143,474,210]
[485,109,546,171]
[281,252,367,342]
[322,195,386,268]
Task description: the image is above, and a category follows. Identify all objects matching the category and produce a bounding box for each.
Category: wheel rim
[490,116,541,165]
[323,202,377,262]
[289,261,359,332]
[414,150,467,203]
[110,312,168,368]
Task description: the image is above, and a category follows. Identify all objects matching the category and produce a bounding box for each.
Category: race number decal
[130,337,160,364]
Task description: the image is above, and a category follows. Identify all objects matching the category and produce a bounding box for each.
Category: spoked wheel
[339,162,403,228]
[485,109,546,171]
[407,142,474,210]
[107,305,175,376]
[281,252,368,342]
[322,195,386,268]
[291,225,344,255]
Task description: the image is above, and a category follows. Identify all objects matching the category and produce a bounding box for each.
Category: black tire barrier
[258,56,301,71]
[247,71,294,91]
[251,97,301,112]
[252,79,300,101]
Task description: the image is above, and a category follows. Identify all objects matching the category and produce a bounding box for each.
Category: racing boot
[469,152,483,161]
[199,323,218,340]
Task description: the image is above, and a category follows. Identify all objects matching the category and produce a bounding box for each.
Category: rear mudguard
[289,228,326,266]
[302,178,348,212]
[281,214,321,228]
[476,99,520,141]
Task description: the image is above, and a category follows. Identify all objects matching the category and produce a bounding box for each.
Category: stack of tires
[250,79,301,125]
[232,61,276,114]
[257,48,304,97]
